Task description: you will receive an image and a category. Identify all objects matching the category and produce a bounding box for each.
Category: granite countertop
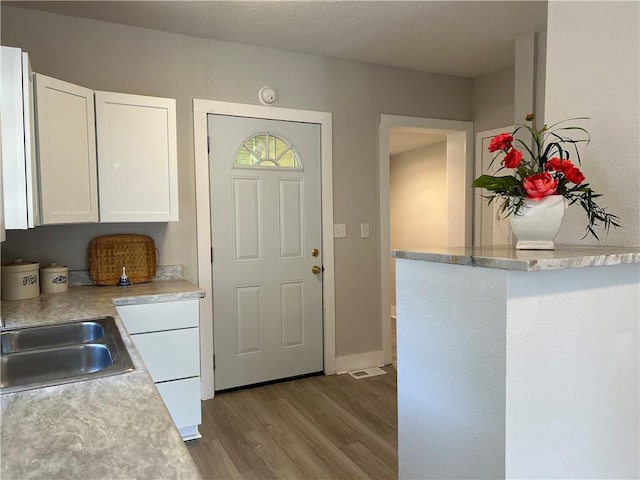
[1,280,205,480]
[392,245,640,271]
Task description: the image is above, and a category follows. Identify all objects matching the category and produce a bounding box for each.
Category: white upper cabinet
[1,46,39,229]
[32,76,178,225]
[34,73,98,224]
[95,91,178,222]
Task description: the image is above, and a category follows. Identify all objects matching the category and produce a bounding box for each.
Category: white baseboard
[336,349,387,374]
[391,305,397,319]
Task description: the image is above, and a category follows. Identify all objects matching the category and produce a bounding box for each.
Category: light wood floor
[186,366,398,480]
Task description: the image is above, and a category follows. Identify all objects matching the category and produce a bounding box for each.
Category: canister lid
[40,262,68,273]
[2,258,39,272]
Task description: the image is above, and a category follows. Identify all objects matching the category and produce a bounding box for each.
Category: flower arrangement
[472,113,619,239]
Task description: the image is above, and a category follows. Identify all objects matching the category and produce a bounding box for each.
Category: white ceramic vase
[509,195,567,250]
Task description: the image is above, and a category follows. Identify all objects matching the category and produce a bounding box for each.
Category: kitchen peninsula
[393,246,640,480]
[1,279,204,479]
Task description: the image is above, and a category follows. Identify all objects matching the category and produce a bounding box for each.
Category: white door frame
[194,99,335,399]
[474,126,513,246]
[379,114,473,364]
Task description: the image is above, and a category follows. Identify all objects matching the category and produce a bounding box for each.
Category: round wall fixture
[259,86,276,105]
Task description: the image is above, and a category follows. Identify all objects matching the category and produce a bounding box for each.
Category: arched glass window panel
[234,132,302,170]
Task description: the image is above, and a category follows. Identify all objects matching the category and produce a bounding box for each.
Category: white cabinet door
[95,91,178,222]
[34,73,98,224]
[1,47,39,229]
[129,328,200,383]
[22,53,39,228]
[156,377,202,440]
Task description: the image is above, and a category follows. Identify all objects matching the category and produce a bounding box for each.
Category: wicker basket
[89,234,157,285]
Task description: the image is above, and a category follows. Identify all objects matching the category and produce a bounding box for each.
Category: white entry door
[209,114,323,391]
[474,127,513,246]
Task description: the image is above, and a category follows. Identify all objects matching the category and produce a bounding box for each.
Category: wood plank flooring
[186,366,397,480]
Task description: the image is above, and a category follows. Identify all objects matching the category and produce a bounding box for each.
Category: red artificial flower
[488,133,513,153]
[546,157,586,184]
[523,172,558,200]
[565,166,586,184]
[546,157,575,174]
[503,148,522,168]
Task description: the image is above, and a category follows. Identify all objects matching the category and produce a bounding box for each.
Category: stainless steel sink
[1,320,105,354]
[0,317,135,394]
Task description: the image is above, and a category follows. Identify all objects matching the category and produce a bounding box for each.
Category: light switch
[360,223,370,239]
[333,224,347,238]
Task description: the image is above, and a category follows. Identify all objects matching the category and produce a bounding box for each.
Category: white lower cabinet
[116,299,202,441]
[156,377,201,440]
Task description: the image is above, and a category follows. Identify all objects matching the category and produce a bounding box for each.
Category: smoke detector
[259,86,276,105]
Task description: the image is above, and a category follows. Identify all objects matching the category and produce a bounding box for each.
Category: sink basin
[1,321,105,354]
[0,316,134,394]
[1,344,113,388]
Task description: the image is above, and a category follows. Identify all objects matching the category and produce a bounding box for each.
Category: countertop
[392,245,640,271]
[1,280,205,480]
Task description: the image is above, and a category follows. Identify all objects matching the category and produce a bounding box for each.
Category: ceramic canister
[1,258,40,300]
[40,262,69,294]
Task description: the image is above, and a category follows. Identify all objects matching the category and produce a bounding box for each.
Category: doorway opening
[379,115,473,364]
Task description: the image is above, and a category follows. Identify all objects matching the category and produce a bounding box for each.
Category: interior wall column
[514,32,537,127]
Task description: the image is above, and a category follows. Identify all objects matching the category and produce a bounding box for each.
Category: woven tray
[89,234,157,285]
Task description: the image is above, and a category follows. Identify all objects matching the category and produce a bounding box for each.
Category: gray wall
[1,6,472,358]
[472,68,515,133]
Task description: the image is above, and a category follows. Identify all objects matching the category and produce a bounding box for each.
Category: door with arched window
[209,114,323,390]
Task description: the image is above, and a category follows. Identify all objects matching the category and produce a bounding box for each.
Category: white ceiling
[7,0,547,78]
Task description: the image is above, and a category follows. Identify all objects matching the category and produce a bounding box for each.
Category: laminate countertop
[392,245,640,272]
[1,280,205,480]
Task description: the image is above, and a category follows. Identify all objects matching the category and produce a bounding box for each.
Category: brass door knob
[311,248,320,257]
[311,265,322,274]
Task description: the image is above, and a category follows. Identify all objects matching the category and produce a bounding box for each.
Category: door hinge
[207,135,210,154]
[211,246,214,263]
[212,354,216,369]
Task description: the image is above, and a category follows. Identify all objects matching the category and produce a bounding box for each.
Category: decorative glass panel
[234,132,301,169]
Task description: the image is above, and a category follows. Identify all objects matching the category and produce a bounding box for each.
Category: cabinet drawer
[117,299,198,334]
[130,328,199,382]
[156,377,201,432]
